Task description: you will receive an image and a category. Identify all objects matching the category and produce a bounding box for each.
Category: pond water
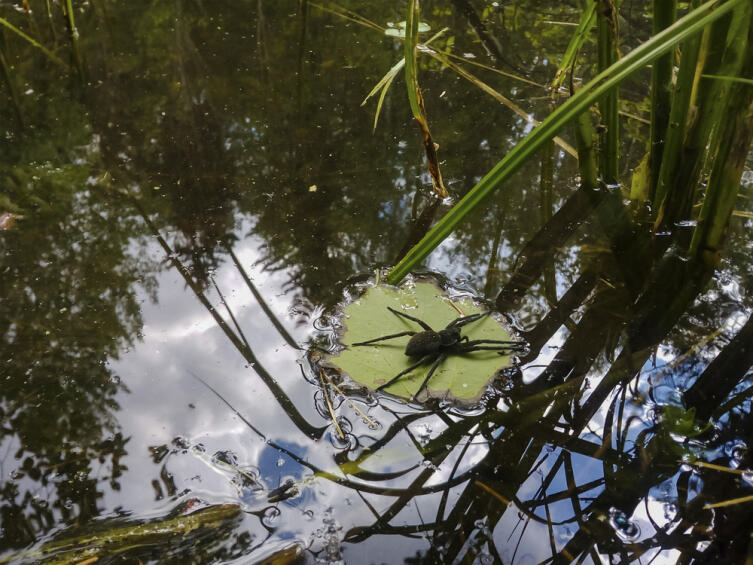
[2,1,753,564]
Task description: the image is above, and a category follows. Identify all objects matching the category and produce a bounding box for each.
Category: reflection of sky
[106,222,328,514]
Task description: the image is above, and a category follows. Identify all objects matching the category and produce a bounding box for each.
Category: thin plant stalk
[552,0,597,90]
[62,0,84,78]
[404,0,447,198]
[652,0,702,225]
[596,0,619,184]
[0,42,23,128]
[648,0,678,195]
[0,16,66,66]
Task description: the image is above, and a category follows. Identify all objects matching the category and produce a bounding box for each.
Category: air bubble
[729,442,747,463]
[608,508,641,542]
[262,506,281,527]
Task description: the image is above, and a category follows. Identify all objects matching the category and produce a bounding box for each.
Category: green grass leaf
[0,16,66,67]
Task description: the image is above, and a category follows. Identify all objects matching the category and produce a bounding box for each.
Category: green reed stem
[648,0,677,196]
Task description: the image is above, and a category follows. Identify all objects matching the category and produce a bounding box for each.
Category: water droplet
[262,506,281,527]
[664,502,678,520]
[729,442,747,463]
[608,508,641,542]
[276,458,285,467]
[415,424,432,445]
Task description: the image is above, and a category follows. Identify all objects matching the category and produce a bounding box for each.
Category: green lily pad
[329,282,516,403]
[384,20,431,37]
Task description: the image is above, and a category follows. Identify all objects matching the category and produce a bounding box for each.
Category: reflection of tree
[0,156,147,550]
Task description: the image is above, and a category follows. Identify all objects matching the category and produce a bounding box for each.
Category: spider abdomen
[405,330,443,357]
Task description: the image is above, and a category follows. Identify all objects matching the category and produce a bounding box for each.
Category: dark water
[1,1,753,563]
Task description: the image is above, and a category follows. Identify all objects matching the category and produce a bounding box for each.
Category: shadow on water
[1,1,753,563]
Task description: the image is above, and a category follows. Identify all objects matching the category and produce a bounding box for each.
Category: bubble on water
[366,418,382,431]
[729,442,747,463]
[276,458,285,468]
[421,460,438,471]
[261,506,281,528]
[415,423,432,446]
[313,316,332,331]
[609,508,641,542]
[317,507,344,564]
[664,502,678,521]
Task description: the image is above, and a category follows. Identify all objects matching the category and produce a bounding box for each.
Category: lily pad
[384,20,431,38]
[330,282,517,403]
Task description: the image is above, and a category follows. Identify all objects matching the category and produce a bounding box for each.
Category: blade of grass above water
[551,0,597,90]
[405,0,422,120]
[386,0,745,285]
[404,0,447,198]
[362,28,447,132]
[0,16,66,67]
[596,0,620,184]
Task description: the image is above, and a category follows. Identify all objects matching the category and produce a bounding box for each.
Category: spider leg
[387,307,434,331]
[352,331,417,346]
[412,352,448,400]
[460,345,520,352]
[375,354,435,391]
[462,339,526,347]
[447,311,489,329]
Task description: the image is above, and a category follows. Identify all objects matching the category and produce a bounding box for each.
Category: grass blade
[596,0,620,184]
[404,0,447,198]
[405,0,422,119]
[552,0,597,90]
[386,0,745,285]
[701,73,753,85]
[362,28,445,132]
[649,0,678,195]
[0,16,66,67]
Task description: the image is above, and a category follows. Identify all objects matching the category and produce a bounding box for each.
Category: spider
[352,306,525,398]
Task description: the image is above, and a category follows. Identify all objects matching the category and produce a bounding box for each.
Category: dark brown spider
[352,306,525,398]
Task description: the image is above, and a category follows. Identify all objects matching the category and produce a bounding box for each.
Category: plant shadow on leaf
[328,281,519,403]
